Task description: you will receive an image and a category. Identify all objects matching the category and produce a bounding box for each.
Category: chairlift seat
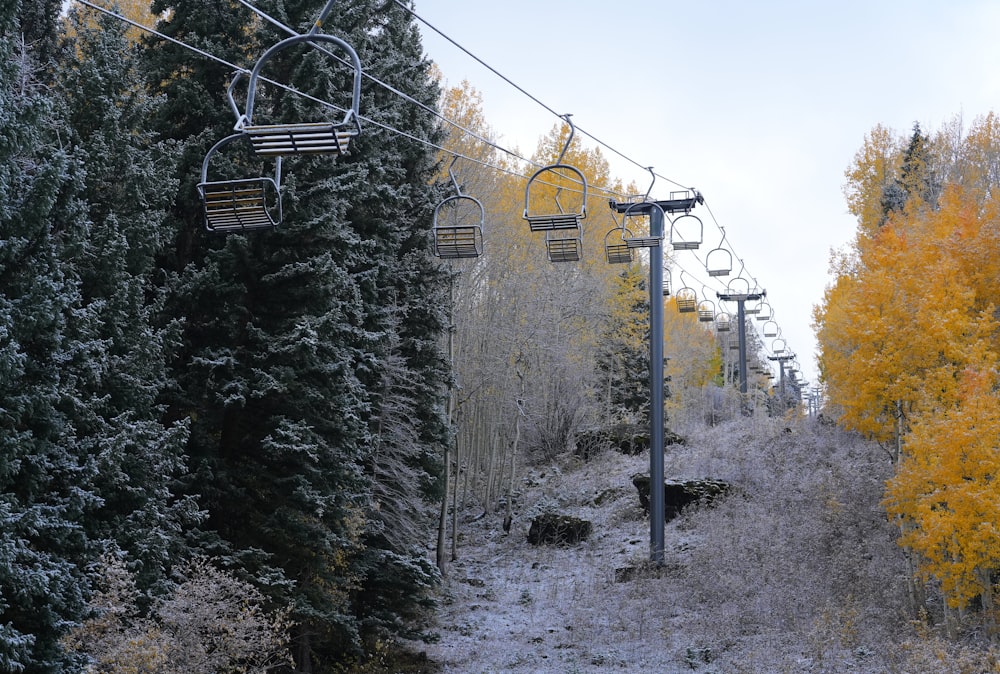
[234,31,363,157]
[606,241,632,264]
[198,178,281,232]
[670,213,704,250]
[526,212,583,231]
[546,233,582,262]
[243,122,353,156]
[197,133,282,233]
[697,301,715,323]
[625,235,662,248]
[434,226,483,259]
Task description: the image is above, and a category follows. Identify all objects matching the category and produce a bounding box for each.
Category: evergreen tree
[595,266,651,424]
[57,7,196,596]
[0,3,91,671]
[145,0,449,668]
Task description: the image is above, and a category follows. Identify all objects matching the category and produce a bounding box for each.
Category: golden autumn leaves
[815,115,1000,613]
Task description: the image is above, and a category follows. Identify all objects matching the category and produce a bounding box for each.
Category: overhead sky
[408,0,1000,387]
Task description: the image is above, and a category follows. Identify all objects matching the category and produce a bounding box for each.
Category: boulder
[631,474,731,522]
[527,513,592,546]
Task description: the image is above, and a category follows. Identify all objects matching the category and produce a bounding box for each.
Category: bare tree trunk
[436,284,456,575]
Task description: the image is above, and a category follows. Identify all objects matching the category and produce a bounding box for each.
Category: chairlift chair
[622,200,665,248]
[662,268,671,296]
[762,320,779,338]
[725,275,751,300]
[755,301,773,321]
[433,157,484,259]
[604,225,633,264]
[675,286,697,313]
[697,300,715,323]
[728,335,740,351]
[524,114,588,231]
[716,312,732,332]
[197,133,283,233]
[231,4,363,157]
[669,213,703,250]
[705,227,732,277]
[772,338,786,354]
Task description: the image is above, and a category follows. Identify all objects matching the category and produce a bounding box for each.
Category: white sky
[411,0,1000,387]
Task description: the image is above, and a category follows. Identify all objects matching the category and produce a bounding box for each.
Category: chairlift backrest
[545,226,582,262]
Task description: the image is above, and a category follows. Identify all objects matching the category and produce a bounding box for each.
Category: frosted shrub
[63,553,292,674]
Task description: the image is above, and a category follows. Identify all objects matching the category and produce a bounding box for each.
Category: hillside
[421,416,1000,673]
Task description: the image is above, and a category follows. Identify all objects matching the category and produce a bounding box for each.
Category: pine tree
[0,3,91,671]
[145,0,449,668]
[57,7,196,596]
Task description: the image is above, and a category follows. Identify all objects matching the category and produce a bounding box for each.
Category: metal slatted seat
[243,123,353,156]
[434,226,482,259]
[605,227,633,264]
[546,227,582,262]
[197,133,282,233]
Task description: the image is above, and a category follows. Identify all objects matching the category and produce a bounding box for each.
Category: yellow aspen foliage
[885,364,1000,609]
[815,183,992,451]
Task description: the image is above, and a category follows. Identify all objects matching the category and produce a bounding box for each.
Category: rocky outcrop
[527,513,592,545]
[631,474,731,522]
[574,424,686,460]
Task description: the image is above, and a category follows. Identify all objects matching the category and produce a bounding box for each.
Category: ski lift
[662,267,671,296]
[675,284,697,313]
[697,298,715,323]
[725,272,752,300]
[604,211,633,264]
[728,335,740,351]
[755,301,773,321]
[523,114,588,231]
[716,311,732,332]
[669,195,703,250]
[705,227,732,277]
[545,226,582,262]
[772,338,786,354]
[232,1,363,157]
[197,133,283,233]
[762,319,779,337]
[432,156,484,259]
[622,169,664,248]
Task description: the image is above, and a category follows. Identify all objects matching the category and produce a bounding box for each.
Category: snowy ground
[424,445,717,673]
[417,417,1000,673]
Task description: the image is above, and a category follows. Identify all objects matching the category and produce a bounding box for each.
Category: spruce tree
[0,3,90,671]
[57,7,196,596]
[145,0,450,668]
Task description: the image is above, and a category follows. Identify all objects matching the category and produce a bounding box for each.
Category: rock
[631,474,731,522]
[527,513,592,545]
